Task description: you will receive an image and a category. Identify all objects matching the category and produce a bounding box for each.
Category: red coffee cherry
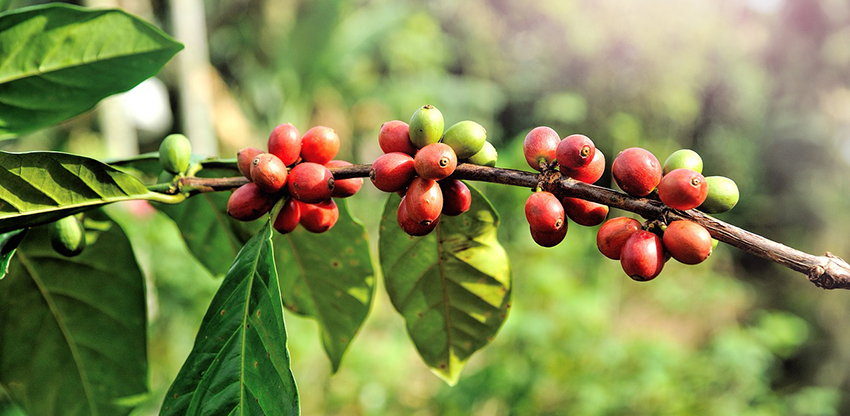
[596,217,642,260]
[440,179,471,216]
[556,134,596,171]
[524,191,565,233]
[397,196,439,236]
[657,168,708,210]
[561,197,608,226]
[237,147,264,180]
[227,183,275,221]
[612,147,662,197]
[287,162,335,203]
[414,143,457,180]
[268,123,301,166]
[662,220,712,264]
[299,199,339,233]
[523,126,560,171]
[300,126,340,164]
[273,198,301,234]
[404,177,443,226]
[379,120,417,156]
[250,153,288,193]
[562,149,605,184]
[529,225,568,247]
[620,230,665,281]
[370,152,416,192]
[325,160,362,198]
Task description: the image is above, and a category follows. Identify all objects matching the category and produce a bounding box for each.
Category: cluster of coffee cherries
[522,127,609,247]
[226,124,362,234]
[370,104,498,236]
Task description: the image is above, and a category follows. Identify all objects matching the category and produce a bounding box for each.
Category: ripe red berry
[562,149,605,184]
[268,123,301,166]
[300,126,340,164]
[299,199,339,233]
[556,134,596,171]
[397,196,439,236]
[250,153,288,193]
[370,152,416,192]
[612,147,662,197]
[379,120,417,156]
[404,177,443,226]
[524,191,565,233]
[325,160,362,198]
[227,183,275,221]
[273,198,300,234]
[237,147,263,180]
[529,225,568,247]
[657,168,708,210]
[523,127,560,171]
[440,179,471,216]
[287,162,335,203]
[561,197,609,226]
[596,217,642,260]
[414,143,457,180]
[620,230,665,281]
[662,220,712,264]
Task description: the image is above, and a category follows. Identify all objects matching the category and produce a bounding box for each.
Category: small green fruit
[49,215,86,257]
[699,176,739,214]
[663,149,703,175]
[467,141,498,167]
[408,105,444,149]
[159,134,192,174]
[442,120,486,159]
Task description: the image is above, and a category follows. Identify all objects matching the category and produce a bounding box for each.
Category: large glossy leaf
[379,184,512,385]
[0,4,183,138]
[0,211,147,416]
[0,151,176,234]
[160,223,299,416]
[0,228,25,280]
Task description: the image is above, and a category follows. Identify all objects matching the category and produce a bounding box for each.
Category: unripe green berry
[441,121,486,159]
[699,176,739,214]
[408,105,444,149]
[663,149,703,175]
[467,141,498,167]
[159,134,192,174]
[49,215,86,257]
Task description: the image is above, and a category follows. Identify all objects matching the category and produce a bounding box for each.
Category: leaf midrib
[435,224,453,374]
[239,233,264,416]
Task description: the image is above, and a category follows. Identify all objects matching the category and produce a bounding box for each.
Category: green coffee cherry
[442,120,486,159]
[408,105,444,149]
[699,176,739,213]
[663,149,703,175]
[466,141,498,167]
[159,134,192,174]
[49,215,86,257]
[711,238,719,251]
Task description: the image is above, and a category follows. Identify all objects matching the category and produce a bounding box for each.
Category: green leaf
[0,151,178,234]
[0,211,148,416]
[0,4,183,138]
[160,223,299,416]
[379,184,512,385]
[0,228,25,280]
[276,200,375,372]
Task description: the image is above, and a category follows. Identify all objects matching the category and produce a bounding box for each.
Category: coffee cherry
[442,120,486,159]
[379,120,417,156]
[556,134,596,171]
[523,126,560,171]
[562,149,605,184]
[440,179,471,216]
[300,126,340,165]
[325,160,362,198]
[612,147,662,197]
[404,177,443,226]
[596,217,642,260]
[662,220,712,265]
[159,133,192,175]
[562,197,608,226]
[657,168,708,210]
[467,141,498,167]
[663,149,703,175]
[620,230,665,281]
[299,199,339,233]
[699,176,739,214]
[268,123,302,166]
[273,198,300,234]
[414,143,457,180]
[237,147,264,180]
[409,104,444,148]
[49,215,86,257]
[370,152,416,192]
[287,162,335,203]
[227,182,275,221]
[524,191,565,233]
[529,225,568,248]
[397,196,439,236]
[250,153,288,193]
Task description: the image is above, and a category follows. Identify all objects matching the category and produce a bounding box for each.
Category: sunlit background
[5,0,850,414]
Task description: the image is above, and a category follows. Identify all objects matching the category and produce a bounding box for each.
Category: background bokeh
[5,0,850,414]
